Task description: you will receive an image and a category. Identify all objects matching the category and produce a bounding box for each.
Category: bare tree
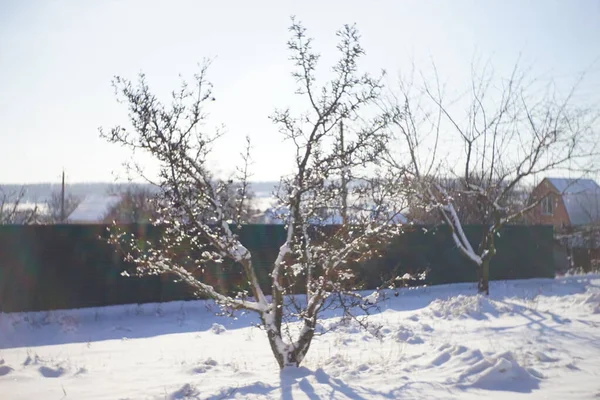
[44,190,82,223]
[101,19,403,369]
[0,186,39,224]
[407,174,531,225]
[103,178,256,225]
[387,61,599,294]
[103,185,160,224]
[215,141,259,226]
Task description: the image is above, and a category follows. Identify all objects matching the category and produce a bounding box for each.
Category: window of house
[541,196,553,215]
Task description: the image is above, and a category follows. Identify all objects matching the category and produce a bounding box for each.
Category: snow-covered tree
[101,19,403,369]
[386,62,599,295]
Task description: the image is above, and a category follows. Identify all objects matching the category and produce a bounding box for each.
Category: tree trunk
[477,228,496,296]
[264,318,316,369]
[478,258,490,295]
[266,328,286,369]
[289,325,315,367]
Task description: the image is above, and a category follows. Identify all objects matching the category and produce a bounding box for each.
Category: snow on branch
[102,18,404,369]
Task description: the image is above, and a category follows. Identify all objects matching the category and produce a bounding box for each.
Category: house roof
[546,178,600,194]
[68,195,122,223]
[545,178,600,226]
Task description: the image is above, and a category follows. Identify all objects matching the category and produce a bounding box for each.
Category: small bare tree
[407,174,531,225]
[102,19,402,369]
[44,191,82,223]
[387,62,599,294]
[0,186,39,224]
[103,185,160,224]
[215,142,259,226]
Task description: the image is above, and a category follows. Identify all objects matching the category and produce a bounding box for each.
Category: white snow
[1,274,600,399]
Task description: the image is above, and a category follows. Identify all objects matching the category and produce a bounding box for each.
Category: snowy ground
[1,275,599,399]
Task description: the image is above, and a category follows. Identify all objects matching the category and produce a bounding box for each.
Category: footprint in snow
[380,327,392,335]
[0,365,14,376]
[395,327,424,344]
[430,351,451,366]
[39,365,67,378]
[428,345,469,367]
[190,358,218,374]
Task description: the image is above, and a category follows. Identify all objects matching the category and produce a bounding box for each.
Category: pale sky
[1,0,599,183]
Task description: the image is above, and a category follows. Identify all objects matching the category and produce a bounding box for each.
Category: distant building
[67,195,122,224]
[527,178,600,231]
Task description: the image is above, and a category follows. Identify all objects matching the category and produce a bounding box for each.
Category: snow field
[0,274,599,399]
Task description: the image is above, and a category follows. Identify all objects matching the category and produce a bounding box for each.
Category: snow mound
[323,353,349,369]
[413,343,545,393]
[394,326,424,344]
[454,351,542,391]
[210,323,226,334]
[325,318,378,342]
[363,291,379,305]
[318,355,376,379]
[531,351,558,363]
[320,353,352,375]
[426,344,470,367]
[428,295,510,320]
[170,383,200,399]
[329,319,362,335]
[580,292,600,313]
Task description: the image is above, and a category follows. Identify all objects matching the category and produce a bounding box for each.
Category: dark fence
[570,248,600,272]
[355,225,555,289]
[0,224,554,312]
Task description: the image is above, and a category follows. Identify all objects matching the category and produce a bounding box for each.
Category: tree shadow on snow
[205,367,371,400]
[0,300,262,349]
[312,368,369,399]
[491,300,600,350]
[279,367,320,400]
